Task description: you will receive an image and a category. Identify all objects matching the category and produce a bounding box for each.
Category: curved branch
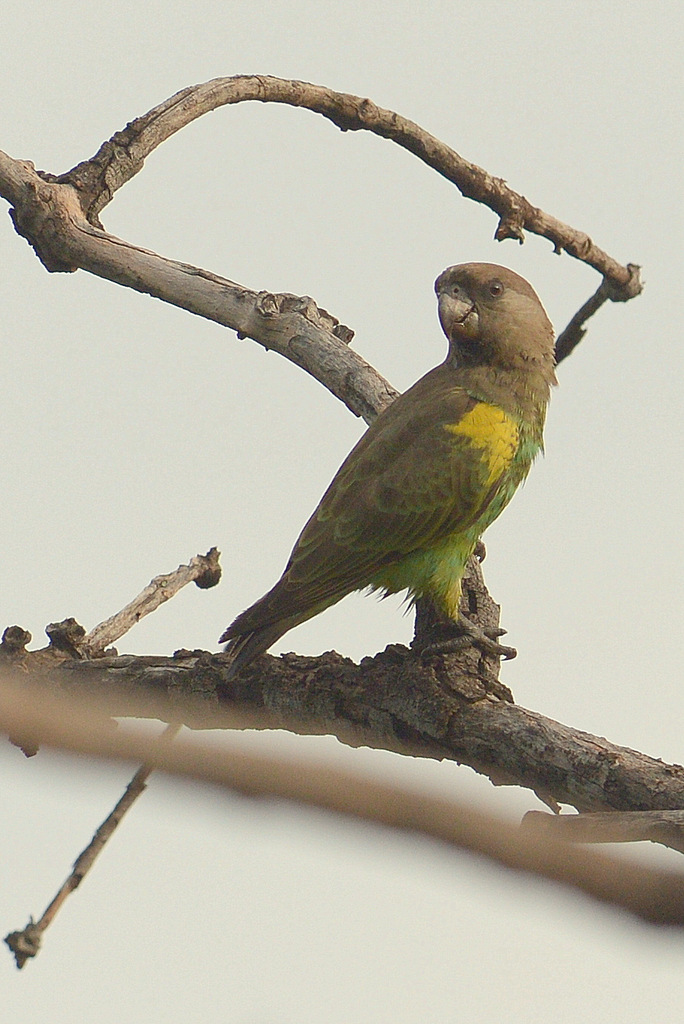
[0,74,642,414]
[58,75,640,296]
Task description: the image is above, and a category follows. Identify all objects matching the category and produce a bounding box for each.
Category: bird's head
[435,263,556,385]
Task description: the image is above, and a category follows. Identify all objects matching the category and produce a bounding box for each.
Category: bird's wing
[277,372,519,610]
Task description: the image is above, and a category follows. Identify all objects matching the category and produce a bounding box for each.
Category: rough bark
[5,632,684,818]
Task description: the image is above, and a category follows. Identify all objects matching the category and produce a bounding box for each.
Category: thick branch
[0,150,396,424]
[7,644,683,817]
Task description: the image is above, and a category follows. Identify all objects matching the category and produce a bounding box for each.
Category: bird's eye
[488,279,504,298]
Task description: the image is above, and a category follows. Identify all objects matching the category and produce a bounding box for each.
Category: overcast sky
[1,1,683,1020]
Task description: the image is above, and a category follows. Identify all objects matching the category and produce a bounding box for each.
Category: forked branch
[0,75,640,414]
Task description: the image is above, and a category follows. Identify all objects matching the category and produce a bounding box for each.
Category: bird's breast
[444,402,520,486]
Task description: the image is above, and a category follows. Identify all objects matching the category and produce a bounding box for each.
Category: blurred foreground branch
[523,810,684,855]
[2,675,684,936]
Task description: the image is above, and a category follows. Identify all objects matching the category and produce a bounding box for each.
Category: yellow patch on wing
[445,402,519,486]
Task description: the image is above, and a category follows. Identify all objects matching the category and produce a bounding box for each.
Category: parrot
[221,263,556,676]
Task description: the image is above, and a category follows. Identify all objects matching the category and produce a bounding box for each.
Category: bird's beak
[438,292,479,342]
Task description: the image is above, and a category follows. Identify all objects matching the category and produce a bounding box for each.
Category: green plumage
[221,263,556,675]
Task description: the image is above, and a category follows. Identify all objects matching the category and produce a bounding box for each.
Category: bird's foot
[418,613,517,662]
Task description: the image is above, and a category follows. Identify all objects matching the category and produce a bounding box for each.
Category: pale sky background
[1,1,683,1020]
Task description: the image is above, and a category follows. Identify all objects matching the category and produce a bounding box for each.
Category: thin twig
[5,721,181,968]
[555,281,610,362]
[554,266,642,363]
[81,547,221,656]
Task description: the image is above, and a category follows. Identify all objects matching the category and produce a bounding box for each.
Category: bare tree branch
[0,75,642,412]
[52,75,640,296]
[554,270,643,363]
[4,639,683,819]
[2,676,684,933]
[0,72,642,421]
[0,149,396,424]
[2,552,677,826]
[82,547,221,656]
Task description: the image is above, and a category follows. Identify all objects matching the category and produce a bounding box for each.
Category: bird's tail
[220,576,341,679]
[221,620,289,681]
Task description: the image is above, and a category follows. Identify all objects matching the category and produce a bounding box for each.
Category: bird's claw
[419,614,517,661]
